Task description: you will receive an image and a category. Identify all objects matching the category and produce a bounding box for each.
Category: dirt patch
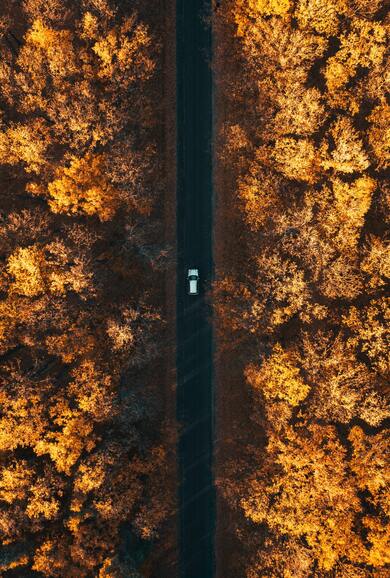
[147,0,178,576]
[212,10,256,578]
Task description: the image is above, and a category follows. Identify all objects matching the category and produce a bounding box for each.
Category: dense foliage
[214,0,389,575]
[0,0,173,575]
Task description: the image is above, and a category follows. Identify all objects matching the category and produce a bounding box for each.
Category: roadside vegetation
[0,0,174,575]
[214,0,389,576]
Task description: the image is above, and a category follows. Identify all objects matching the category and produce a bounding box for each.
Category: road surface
[176,1,215,577]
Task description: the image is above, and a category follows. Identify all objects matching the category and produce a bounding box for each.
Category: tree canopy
[214,0,389,575]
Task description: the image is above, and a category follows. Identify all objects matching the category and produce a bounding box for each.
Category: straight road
[176,1,215,577]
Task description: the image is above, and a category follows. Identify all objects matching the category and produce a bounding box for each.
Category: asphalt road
[176,1,215,577]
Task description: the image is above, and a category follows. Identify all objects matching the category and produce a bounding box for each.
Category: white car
[187,268,199,295]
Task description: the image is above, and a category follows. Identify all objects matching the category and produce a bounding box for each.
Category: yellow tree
[343,298,390,376]
[361,235,390,290]
[332,176,376,232]
[272,87,326,137]
[0,385,48,451]
[92,16,155,87]
[320,118,370,174]
[22,0,70,24]
[232,0,291,38]
[34,402,97,476]
[32,538,74,577]
[6,245,46,297]
[246,536,314,578]
[0,460,34,504]
[273,137,319,183]
[0,2,169,576]
[26,468,63,521]
[213,1,389,576]
[29,154,120,221]
[255,251,309,328]
[237,168,280,230]
[320,256,363,299]
[349,426,388,497]
[295,0,347,36]
[300,332,389,426]
[241,424,366,571]
[368,103,390,169]
[325,20,387,99]
[0,120,51,174]
[6,241,94,298]
[348,427,390,568]
[245,342,310,407]
[67,360,117,423]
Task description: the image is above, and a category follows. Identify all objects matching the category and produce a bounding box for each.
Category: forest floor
[213,15,240,578]
[142,0,178,575]
[160,0,178,574]
[213,12,264,578]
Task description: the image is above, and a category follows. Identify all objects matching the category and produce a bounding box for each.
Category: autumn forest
[0,0,174,575]
[0,0,388,577]
[214,1,389,577]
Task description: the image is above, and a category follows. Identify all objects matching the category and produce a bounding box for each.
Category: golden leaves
[245,343,310,406]
[43,154,119,221]
[321,117,370,174]
[241,424,365,570]
[320,257,363,299]
[26,19,77,75]
[238,169,280,230]
[300,332,389,426]
[0,3,168,575]
[240,15,327,74]
[6,246,46,297]
[0,120,50,174]
[368,103,390,169]
[273,87,326,136]
[26,478,60,520]
[348,427,390,567]
[216,0,389,574]
[343,298,390,375]
[5,241,94,300]
[256,251,309,326]
[332,175,375,228]
[68,360,115,422]
[233,0,292,37]
[92,18,155,83]
[81,11,99,40]
[325,19,387,95]
[45,325,96,364]
[295,0,346,35]
[32,539,69,576]
[35,411,96,475]
[74,462,106,494]
[364,515,390,567]
[361,235,390,289]
[245,0,291,18]
[349,427,389,496]
[0,461,34,504]
[273,137,319,182]
[106,319,135,351]
[0,392,47,451]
